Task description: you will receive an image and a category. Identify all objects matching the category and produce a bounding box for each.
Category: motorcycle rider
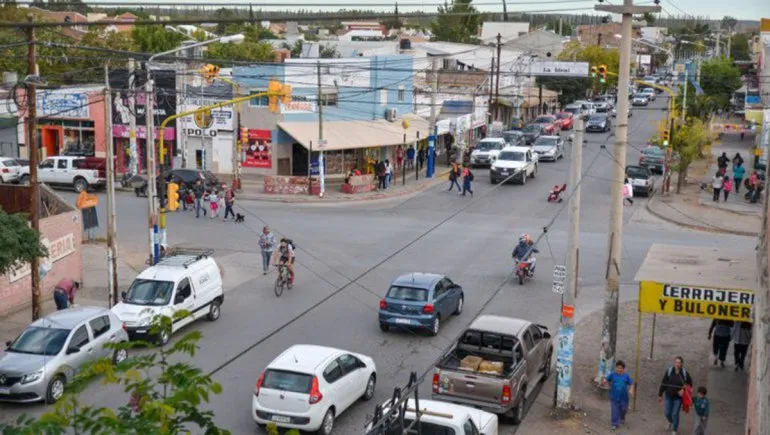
[512,233,539,276]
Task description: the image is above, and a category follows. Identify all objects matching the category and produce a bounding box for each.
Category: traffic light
[268,80,282,113]
[200,64,221,83]
[662,129,670,146]
[167,181,179,212]
[281,84,292,104]
[591,66,598,78]
[241,127,249,145]
[598,65,607,83]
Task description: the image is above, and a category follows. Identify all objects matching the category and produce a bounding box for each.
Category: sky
[76,0,768,22]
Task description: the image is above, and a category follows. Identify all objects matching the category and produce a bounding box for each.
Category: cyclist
[272,238,295,284]
[512,233,539,276]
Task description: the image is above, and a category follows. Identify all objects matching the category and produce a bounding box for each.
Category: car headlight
[546,149,555,155]
[21,369,43,385]
[138,316,153,327]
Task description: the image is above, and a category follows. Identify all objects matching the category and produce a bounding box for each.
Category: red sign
[242,129,272,169]
[561,304,575,319]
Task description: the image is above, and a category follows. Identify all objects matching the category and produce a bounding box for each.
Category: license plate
[271,415,291,423]
[0,387,10,395]
[500,172,509,176]
[395,318,412,325]
[135,329,147,334]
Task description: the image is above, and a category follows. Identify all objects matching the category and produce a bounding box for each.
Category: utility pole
[556,116,583,409]
[501,0,508,22]
[427,57,438,177]
[755,105,770,435]
[487,57,495,125]
[594,0,660,384]
[145,70,159,264]
[494,34,502,121]
[727,32,732,58]
[715,32,721,58]
[682,67,689,123]
[316,61,325,197]
[179,63,188,168]
[128,58,138,175]
[597,32,603,47]
[26,15,42,321]
[559,18,563,37]
[104,66,119,307]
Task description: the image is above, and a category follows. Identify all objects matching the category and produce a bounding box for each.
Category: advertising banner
[109,68,176,126]
[242,129,272,168]
[37,92,90,118]
[638,281,754,322]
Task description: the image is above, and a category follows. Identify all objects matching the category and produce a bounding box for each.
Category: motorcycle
[548,184,567,203]
[515,259,533,285]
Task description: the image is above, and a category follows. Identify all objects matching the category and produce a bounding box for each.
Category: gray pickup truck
[431,315,553,424]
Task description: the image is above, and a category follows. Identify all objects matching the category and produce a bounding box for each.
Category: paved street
[0,97,754,433]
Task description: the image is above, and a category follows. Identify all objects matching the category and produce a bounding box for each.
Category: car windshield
[534,137,557,146]
[8,326,70,356]
[564,107,580,114]
[124,279,174,306]
[476,141,504,151]
[503,132,522,143]
[556,113,571,119]
[523,125,540,133]
[499,151,526,162]
[387,286,428,302]
[589,116,605,122]
[262,370,313,394]
[643,147,664,156]
[626,167,649,178]
[384,419,457,435]
[2,159,20,167]
[641,88,654,93]
[534,116,553,123]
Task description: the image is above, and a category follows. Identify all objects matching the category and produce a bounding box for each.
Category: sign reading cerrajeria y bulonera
[639,281,754,322]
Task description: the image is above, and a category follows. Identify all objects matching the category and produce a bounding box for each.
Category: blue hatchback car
[378,273,464,336]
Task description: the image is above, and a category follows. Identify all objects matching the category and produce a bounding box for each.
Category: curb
[645,196,758,237]
[698,198,762,217]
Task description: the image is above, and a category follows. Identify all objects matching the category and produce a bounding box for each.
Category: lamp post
[146,34,244,263]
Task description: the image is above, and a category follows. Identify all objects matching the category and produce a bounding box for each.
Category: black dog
[235,213,245,223]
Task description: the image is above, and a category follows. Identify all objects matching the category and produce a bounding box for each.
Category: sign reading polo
[639,281,754,322]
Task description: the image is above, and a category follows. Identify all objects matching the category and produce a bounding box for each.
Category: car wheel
[429,316,441,336]
[531,165,537,178]
[19,175,29,185]
[453,295,464,315]
[318,409,335,435]
[520,172,527,185]
[113,347,128,365]
[490,177,497,184]
[362,374,376,401]
[73,177,88,193]
[379,322,389,332]
[158,328,171,346]
[45,375,66,404]
[207,299,221,321]
[512,389,526,424]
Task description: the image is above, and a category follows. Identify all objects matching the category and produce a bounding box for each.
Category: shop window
[398,86,405,102]
[249,91,269,107]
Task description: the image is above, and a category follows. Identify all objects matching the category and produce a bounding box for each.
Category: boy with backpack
[658,356,693,434]
[462,166,474,196]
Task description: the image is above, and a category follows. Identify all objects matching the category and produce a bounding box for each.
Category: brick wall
[0,210,83,316]
[264,176,321,195]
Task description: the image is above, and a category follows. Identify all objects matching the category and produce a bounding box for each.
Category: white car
[368,399,499,434]
[640,87,656,101]
[531,135,564,161]
[252,345,377,435]
[0,157,22,184]
[489,146,538,185]
[470,137,507,167]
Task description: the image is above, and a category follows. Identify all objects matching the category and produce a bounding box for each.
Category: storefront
[178,92,235,174]
[112,126,176,174]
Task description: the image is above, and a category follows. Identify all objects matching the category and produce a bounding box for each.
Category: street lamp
[146,34,244,264]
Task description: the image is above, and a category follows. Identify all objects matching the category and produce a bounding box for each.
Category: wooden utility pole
[104,66,119,307]
[316,61,325,197]
[487,57,495,125]
[146,71,159,264]
[494,34,502,121]
[427,57,438,177]
[128,58,138,175]
[756,156,770,434]
[26,15,41,321]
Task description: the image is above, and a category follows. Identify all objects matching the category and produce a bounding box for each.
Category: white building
[641,27,668,45]
[480,22,530,44]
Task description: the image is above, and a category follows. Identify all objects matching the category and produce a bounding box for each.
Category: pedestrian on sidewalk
[418,147,426,171]
[385,159,393,189]
[462,166,474,196]
[722,176,733,202]
[602,360,634,430]
[209,189,220,219]
[711,171,724,202]
[223,184,236,221]
[53,278,80,310]
[448,163,462,192]
[733,162,745,193]
[658,356,693,434]
[693,386,710,435]
[717,152,729,172]
[76,190,99,241]
[708,319,733,368]
[194,180,206,218]
[732,152,744,170]
[396,145,404,171]
[258,226,276,275]
[406,145,415,170]
[377,160,387,190]
[732,321,752,371]
[623,178,634,205]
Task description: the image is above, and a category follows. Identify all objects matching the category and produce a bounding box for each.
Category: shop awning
[278,115,430,151]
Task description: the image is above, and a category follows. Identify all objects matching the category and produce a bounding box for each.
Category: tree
[558,41,620,90]
[729,33,751,61]
[0,314,230,434]
[213,7,235,35]
[429,0,481,44]
[720,16,737,31]
[650,51,669,71]
[545,20,572,37]
[319,44,340,59]
[282,40,303,58]
[536,76,590,106]
[700,57,742,109]
[0,210,48,276]
[382,3,403,30]
[670,117,713,193]
[642,12,656,26]
[132,26,186,53]
[81,28,137,52]
[206,40,275,62]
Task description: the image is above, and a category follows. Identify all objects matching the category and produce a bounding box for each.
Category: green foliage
[536,76,590,106]
[81,28,137,52]
[206,40,275,62]
[558,41,620,90]
[651,51,669,70]
[0,210,48,276]
[265,422,300,435]
[131,25,186,53]
[545,20,572,37]
[430,0,481,44]
[729,33,751,61]
[671,117,713,193]
[700,57,742,108]
[382,3,403,30]
[642,12,656,26]
[720,16,738,31]
[0,312,230,435]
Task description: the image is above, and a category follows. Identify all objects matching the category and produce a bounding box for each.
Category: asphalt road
[1,97,754,433]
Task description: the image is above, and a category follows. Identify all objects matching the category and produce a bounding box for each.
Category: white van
[111,250,224,345]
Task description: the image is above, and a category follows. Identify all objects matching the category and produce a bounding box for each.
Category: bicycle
[274,263,293,297]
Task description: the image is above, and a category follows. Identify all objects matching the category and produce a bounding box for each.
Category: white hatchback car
[252,345,377,435]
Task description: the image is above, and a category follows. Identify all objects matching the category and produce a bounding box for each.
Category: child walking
[623,178,634,205]
[693,386,710,435]
[603,360,635,430]
[209,189,220,218]
[722,176,733,202]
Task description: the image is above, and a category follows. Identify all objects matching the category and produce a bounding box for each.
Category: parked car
[593,101,612,114]
[531,136,564,162]
[369,399,499,435]
[111,250,224,345]
[639,146,666,174]
[626,165,655,197]
[470,138,507,167]
[520,124,543,145]
[555,112,574,130]
[573,100,596,116]
[632,94,650,106]
[490,146,538,184]
[15,159,30,184]
[37,156,106,192]
[502,130,526,147]
[640,87,656,101]
[532,115,560,135]
[0,307,129,404]
[585,114,612,133]
[252,345,377,435]
[431,315,553,424]
[0,157,22,184]
[562,104,584,118]
[379,273,464,336]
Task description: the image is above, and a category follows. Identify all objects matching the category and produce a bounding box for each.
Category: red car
[533,115,561,135]
[556,112,574,130]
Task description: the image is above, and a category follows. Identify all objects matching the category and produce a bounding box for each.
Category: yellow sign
[639,281,754,322]
[194,109,214,129]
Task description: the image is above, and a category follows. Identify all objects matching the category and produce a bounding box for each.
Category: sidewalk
[235,166,451,203]
[518,301,748,435]
[698,137,763,216]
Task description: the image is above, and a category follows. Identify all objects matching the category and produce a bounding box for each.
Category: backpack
[667,366,687,380]
[468,170,474,182]
[285,239,296,250]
